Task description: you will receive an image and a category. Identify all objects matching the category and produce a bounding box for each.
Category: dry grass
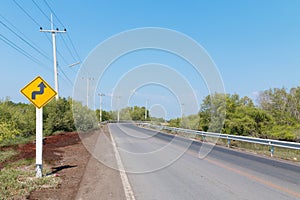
[0,158,61,200]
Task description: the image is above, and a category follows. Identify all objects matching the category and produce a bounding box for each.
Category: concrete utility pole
[145,99,148,120]
[181,103,185,123]
[98,93,105,122]
[40,14,66,100]
[116,96,121,122]
[82,77,94,107]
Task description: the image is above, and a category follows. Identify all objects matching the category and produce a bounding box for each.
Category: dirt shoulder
[28,125,125,200]
[75,125,126,200]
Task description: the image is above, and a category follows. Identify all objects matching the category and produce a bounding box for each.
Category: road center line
[109,125,136,200]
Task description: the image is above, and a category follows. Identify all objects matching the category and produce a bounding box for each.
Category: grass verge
[0,149,18,163]
[0,158,61,200]
[0,135,35,147]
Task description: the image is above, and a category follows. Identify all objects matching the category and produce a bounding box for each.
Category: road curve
[108,123,300,200]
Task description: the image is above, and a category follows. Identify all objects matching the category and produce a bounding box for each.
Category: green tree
[169,118,180,128]
[198,93,226,132]
[0,121,19,143]
[44,98,75,134]
[72,100,97,132]
[95,109,113,121]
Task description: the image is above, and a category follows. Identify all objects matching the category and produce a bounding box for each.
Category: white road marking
[109,125,136,200]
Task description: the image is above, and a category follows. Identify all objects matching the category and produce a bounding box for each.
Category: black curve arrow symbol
[31,82,46,100]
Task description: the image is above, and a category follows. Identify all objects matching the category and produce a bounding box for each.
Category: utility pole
[40,14,66,100]
[145,99,148,120]
[116,96,121,122]
[98,93,105,122]
[82,77,94,107]
[181,103,185,125]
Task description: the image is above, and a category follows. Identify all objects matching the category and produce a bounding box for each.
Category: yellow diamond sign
[21,76,57,108]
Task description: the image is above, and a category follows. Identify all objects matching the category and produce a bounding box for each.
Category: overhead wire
[43,0,82,62]
[12,0,53,63]
[66,33,82,62]
[37,0,76,85]
[12,0,54,69]
[59,34,77,61]
[43,0,64,28]
[0,34,47,68]
[0,19,52,63]
[12,0,41,27]
[0,14,51,61]
[42,0,82,86]
[58,64,74,87]
[32,0,71,66]
[42,31,69,67]
[12,0,79,87]
[31,0,51,23]
[10,0,70,82]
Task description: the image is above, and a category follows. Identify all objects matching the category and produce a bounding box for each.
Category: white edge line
[108,124,136,200]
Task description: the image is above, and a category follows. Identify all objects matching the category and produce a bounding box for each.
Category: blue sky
[1,1,300,118]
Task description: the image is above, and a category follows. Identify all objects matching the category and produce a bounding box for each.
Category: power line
[57,48,70,66]
[11,0,75,95]
[0,34,45,66]
[0,20,52,62]
[43,0,81,62]
[31,0,51,23]
[0,14,52,65]
[40,14,69,99]
[43,29,70,66]
[13,0,41,27]
[34,0,76,74]
[43,0,65,28]
[12,0,78,93]
[0,14,50,61]
[66,33,82,62]
[58,64,74,87]
[59,34,77,61]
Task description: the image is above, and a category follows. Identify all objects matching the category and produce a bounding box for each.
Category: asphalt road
[108,123,300,200]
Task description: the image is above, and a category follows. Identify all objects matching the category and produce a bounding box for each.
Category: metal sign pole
[36,107,43,177]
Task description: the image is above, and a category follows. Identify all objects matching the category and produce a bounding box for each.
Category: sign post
[21,76,57,177]
[36,107,43,177]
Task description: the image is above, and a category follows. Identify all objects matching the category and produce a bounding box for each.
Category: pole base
[36,164,43,178]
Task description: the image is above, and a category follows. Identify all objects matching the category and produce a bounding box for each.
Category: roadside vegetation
[0,158,60,200]
[0,87,299,197]
[0,98,75,146]
[0,97,150,146]
[169,86,300,142]
[1,86,299,146]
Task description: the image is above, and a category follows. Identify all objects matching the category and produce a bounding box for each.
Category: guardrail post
[227,138,231,148]
[270,145,275,157]
[202,135,206,142]
[268,141,275,157]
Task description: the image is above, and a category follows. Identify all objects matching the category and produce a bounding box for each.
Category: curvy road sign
[21,76,57,109]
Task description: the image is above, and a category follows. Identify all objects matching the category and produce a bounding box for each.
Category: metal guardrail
[139,123,300,156]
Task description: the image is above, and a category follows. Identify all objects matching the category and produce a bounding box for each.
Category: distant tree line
[0,98,150,144]
[95,106,150,121]
[169,86,300,142]
[1,86,299,144]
